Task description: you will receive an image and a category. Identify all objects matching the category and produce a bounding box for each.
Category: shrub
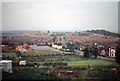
[2,68,61,81]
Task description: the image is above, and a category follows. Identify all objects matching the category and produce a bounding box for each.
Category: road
[97,56,115,61]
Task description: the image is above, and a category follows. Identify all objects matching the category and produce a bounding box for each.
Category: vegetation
[3,58,118,81]
[72,32,90,36]
[115,43,120,64]
[20,55,82,63]
[78,32,90,36]
[83,48,89,58]
[2,68,61,81]
[2,52,119,81]
[67,59,116,66]
[92,47,98,58]
[53,36,57,42]
[87,29,119,37]
[43,61,68,66]
[2,53,17,58]
[88,65,120,81]
[50,33,65,36]
[48,30,50,33]
[66,43,75,52]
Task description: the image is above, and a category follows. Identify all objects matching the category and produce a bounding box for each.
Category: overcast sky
[2,0,118,32]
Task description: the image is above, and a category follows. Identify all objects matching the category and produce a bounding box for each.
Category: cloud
[2,1,118,33]
[2,0,119,2]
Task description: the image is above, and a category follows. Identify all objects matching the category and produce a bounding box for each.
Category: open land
[1,30,120,81]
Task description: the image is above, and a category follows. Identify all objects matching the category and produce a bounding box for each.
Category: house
[98,47,109,57]
[17,45,27,53]
[57,46,62,49]
[13,45,19,51]
[0,60,12,73]
[23,43,29,48]
[19,60,26,65]
[52,45,58,48]
[109,48,116,58]
[100,49,106,56]
[25,47,32,51]
[22,43,32,51]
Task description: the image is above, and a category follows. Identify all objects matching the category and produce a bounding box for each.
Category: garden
[2,51,120,81]
[2,53,17,58]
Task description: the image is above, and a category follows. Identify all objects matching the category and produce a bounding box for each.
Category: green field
[24,51,61,55]
[2,68,61,81]
[67,59,117,66]
[2,51,119,81]
[2,53,120,81]
[25,55,117,67]
[2,53,17,58]
[20,55,83,62]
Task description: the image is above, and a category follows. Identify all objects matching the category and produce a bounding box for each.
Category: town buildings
[109,48,116,58]
[1,31,119,59]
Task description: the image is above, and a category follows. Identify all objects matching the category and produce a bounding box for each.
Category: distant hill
[2,30,40,34]
[87,29,120,37]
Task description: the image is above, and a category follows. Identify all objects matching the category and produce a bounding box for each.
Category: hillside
[87,29,119,37]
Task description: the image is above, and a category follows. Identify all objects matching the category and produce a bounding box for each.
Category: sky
[2,0,118,33]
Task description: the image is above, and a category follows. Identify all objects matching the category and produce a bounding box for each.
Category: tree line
[87,29,119,37]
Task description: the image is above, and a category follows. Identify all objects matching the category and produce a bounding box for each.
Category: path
[97,56,115,61]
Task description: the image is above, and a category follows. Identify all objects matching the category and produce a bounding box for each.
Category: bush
[115,44,120,64]
[43,62,68,66]
[89,65,120,81]
[26,63,34,67]
[2,68,61,81]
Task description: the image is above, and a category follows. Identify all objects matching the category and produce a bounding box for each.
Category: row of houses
[98,47,116,58]
[51,44,116,58]
[75,46,116,58]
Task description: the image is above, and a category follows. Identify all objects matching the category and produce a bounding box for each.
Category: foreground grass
[27,58,117,70]
[3,55,120,81]
[2,53,17,58]
[2,68,61,81]
[66,59,117,66]
[20,55,83,63]
[24,51,60,55]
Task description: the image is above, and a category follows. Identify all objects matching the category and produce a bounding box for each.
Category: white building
[52,45,58,48]
[19,60,26,65]
[57,46,62,49]
[0,60,12,73]
[109,48,116,57]
[52,45,62,49]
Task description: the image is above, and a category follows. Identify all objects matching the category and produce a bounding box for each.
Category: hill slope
[87,29,119,37]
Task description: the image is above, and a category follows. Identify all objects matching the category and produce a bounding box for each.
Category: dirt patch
[51,67,86,78]
[13,66,33,69]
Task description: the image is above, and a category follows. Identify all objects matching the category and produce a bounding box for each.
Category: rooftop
[20,60,26,62]
[29,45,54,50]
[0,60,12,63]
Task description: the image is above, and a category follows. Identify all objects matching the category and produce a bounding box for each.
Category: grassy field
[67,59,117,66]
[3,53,120,81]
[1,50,119,81]
[2,53,17,58]
[24,51,61,55]
[26,55,117,67]
[20,55,83,63]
